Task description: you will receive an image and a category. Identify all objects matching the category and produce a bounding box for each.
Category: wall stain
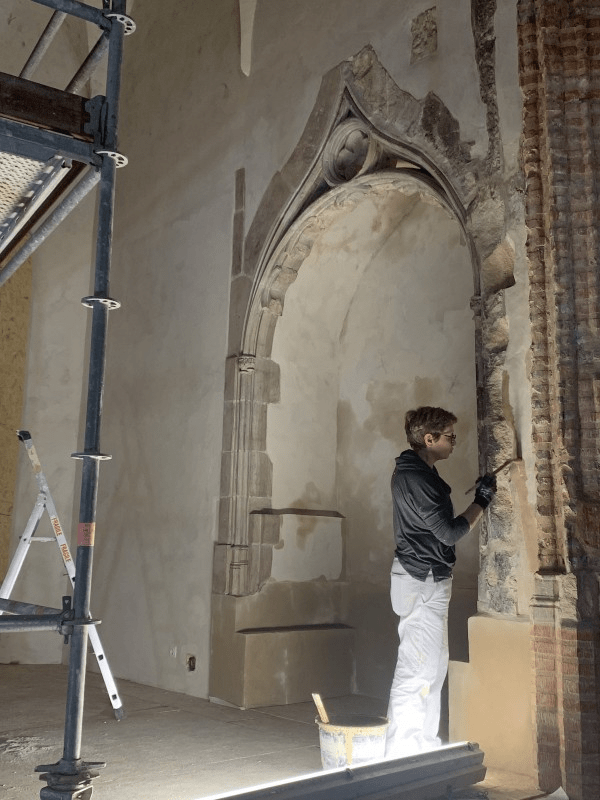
[336,399,392,583]
[361,377,444,444]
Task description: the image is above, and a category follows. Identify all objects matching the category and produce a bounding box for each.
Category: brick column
[531,577,563,792]
[519,1,600,797]
[560,620,600,797]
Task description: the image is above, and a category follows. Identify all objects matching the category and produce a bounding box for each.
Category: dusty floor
[0,664,549,800]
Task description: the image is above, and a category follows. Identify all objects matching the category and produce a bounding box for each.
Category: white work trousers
[385,559,452,758]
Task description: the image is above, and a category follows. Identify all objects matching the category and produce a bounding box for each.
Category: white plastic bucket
[316,714,389,769]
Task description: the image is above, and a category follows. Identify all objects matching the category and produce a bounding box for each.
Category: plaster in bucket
[316,714,389,769]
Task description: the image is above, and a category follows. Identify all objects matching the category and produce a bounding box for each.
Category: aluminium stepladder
[0,430,124,719]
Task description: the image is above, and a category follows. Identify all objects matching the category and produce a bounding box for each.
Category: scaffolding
[0,1,133,797]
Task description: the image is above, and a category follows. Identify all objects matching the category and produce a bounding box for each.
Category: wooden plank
[0,72,92,141]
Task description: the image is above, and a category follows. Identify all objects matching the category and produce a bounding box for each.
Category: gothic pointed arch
[216,45,520,620]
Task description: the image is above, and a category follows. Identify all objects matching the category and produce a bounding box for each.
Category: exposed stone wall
[519,1,600,796]
[410,7,438,64]
[470,0,523,615]
[472,0,503,173]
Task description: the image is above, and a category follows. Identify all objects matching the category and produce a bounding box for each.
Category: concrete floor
[0,664,549,800]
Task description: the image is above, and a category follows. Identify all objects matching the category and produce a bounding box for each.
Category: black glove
[474,473,497,509]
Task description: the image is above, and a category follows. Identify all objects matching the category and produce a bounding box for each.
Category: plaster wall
[0,263,31,580]
[449,614,536,779]
[88,1,242,695]
[337,197,479,692]
[336,200,477,584]
[268,191,478,548]
[0,0,535,744]
[270,516,343,582]
[0,0,92,90]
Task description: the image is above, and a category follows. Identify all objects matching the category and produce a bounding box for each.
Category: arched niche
[211,47,518,709]
[265,172,477,569]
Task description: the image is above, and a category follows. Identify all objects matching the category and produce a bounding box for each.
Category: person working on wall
[385,406,497,758]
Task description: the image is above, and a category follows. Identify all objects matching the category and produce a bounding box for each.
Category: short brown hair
[405,406,457,451]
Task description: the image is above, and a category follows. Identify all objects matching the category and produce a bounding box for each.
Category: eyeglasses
[441,433,457,444]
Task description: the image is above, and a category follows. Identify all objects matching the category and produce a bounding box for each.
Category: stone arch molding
[216,46,519,611]
[247,171,459,356]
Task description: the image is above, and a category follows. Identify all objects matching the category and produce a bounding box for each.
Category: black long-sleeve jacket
[391,449,470,581]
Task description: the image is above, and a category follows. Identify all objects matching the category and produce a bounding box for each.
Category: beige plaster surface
[209,594,247,708]
[233,580,351,632]
[241,626,354,707]
[0,261,30,578]
[271,516,343,582]
[348,581,396,700]
[449,614,536,778]
[0,1,90,86]
[209,592,354,709]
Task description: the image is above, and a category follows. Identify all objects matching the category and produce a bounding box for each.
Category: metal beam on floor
[200,743,487,800]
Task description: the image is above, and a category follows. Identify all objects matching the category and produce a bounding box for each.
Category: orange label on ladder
[77,522,95,547]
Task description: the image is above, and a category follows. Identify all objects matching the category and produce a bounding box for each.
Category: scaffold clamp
[81,295,121,310]
[95,149,128,168]
[71,451,112,461]
[104,12,136,35]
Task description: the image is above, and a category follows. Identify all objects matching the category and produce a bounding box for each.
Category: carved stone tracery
[322,118,385,186]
